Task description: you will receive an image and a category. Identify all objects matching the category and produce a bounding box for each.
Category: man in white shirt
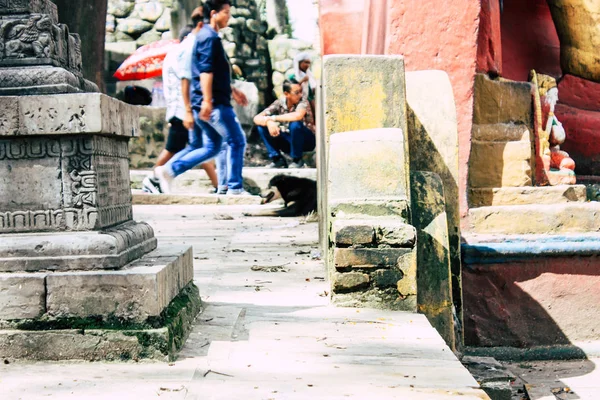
[143,8,218,194]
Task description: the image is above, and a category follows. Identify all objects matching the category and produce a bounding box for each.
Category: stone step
[468,185,587,207]
[465,202,600,235]
[0,245,193,322]
[130,167,317,195]
[132,191,263,205]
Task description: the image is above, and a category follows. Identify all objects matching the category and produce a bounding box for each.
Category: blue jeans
[257,121,316,160]
[166,105,246,190]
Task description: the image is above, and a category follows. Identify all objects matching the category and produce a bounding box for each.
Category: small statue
[531,70,576,185]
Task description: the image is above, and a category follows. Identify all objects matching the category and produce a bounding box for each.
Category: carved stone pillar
[0,1,200,361]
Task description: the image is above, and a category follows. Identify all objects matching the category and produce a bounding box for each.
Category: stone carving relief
[0,14,55,59]
[0,137,61,159]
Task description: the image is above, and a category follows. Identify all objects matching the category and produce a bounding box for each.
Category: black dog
[247,174,317,217]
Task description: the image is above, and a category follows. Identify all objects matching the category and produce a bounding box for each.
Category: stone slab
[330,198,411,220]
[0,283,202,361]
[0,93,139,137]
[411,171,455,350]
[328,128,410,201]
[323,55,406,139]
[44,245,193,322]
[466,203,600,235]
[0,221,157,272]
[469,140,533,188]
[0,273,46,319]
[469,185,587,208]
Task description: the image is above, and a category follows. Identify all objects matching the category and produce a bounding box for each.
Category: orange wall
[386,0,480,217]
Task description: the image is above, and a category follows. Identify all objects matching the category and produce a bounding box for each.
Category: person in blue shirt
[155,0,249,195]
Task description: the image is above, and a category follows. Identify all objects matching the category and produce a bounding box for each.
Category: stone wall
[106,0,174,46]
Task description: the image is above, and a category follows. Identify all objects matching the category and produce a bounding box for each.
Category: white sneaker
[154,166,174,194]
[226,189,252,196]
[142,176,162,194]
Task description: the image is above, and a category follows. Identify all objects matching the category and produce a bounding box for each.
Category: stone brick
[396,250,417,297]
[333,248,411,269]
[0,273,46,320]
[332,221,374,246]
[332,272,370,292]
[372,269,404,288]
[468,140,532,188]
[375,222,416,247]
[473,74,533,125]
[45,246,193,322]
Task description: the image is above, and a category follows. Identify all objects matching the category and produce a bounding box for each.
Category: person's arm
[199,72,214,121]
[269,108,306,123]
[253,101,281,137]
[181,78,194,129]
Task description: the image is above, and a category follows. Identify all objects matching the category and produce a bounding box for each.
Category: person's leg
[288,122,315,168]
[256,125,282,159]
[209,105,247,192]
[215,141,228,194]
[157,111,223,193]
[157,117,188,166]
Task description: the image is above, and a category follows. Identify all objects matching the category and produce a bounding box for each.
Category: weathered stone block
[469,140,532,188]
[329,129,409,201]
[45,246,193,322]
[0,273,46,319]
[473,74,533,125]
[332,220,374,246]
[375,222,416,247]
[372,269,404,288]
[334,248,412,269]
[332,272,370,292]
[323,55,406,138]
[411,171,455,349]
[396,250,417,297]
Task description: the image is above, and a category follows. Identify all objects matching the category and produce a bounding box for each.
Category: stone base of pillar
[0,246,201,361]
[0,221,157,272]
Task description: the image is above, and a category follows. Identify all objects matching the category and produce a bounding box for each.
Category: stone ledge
[468,185,587,207]
[330,199,410,220]
[333,219,416,247]
[0,283,202,361]
[43,245,193,322]
[132,192,262,206]
[0,221,157,272]
[466,203,600,235]
[0,93,138,137]
[462,232,600,264]
[334,247,413,269]
[130,168,317,194]
[0,273,46,320]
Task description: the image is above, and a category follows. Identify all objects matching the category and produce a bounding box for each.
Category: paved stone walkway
[0,204,488,400]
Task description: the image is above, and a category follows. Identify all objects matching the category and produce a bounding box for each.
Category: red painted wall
[320,0,481,217]
[477,0,502,75]
[501,0,561,82]
[319,0,365,55]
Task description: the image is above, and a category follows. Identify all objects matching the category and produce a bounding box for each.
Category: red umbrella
[113,39,180,81]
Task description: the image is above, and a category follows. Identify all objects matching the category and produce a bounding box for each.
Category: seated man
[253,79,316,168]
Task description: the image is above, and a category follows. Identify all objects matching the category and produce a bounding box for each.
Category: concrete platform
[0,204,490,399]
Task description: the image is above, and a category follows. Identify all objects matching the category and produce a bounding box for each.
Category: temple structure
[320,0,600,355]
